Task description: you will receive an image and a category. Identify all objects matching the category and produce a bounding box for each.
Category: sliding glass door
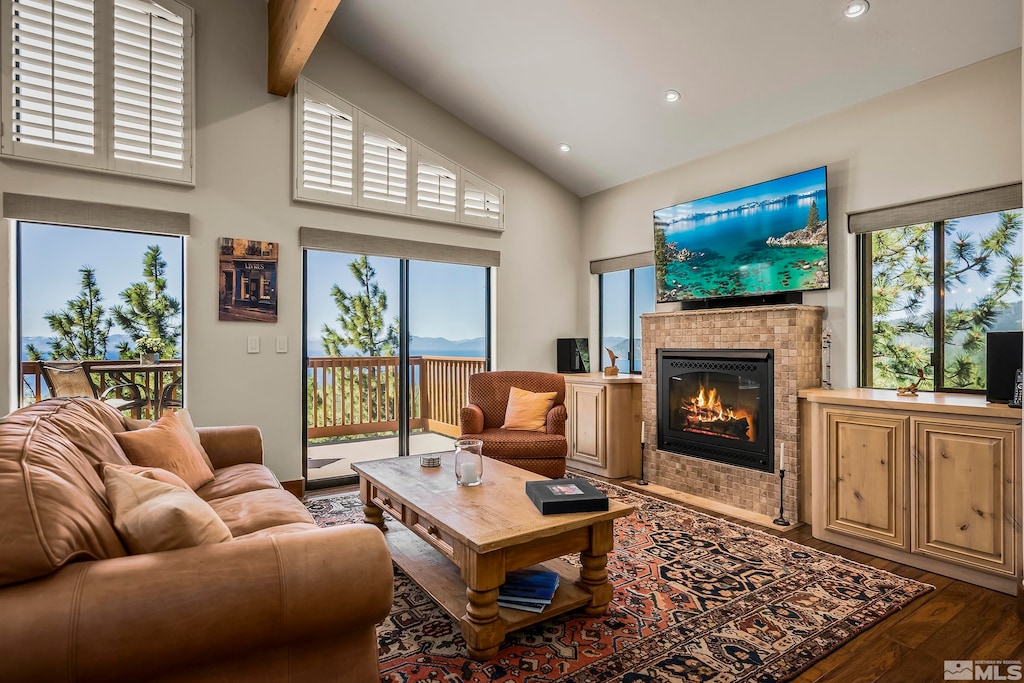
[304,250,490,486]
[407,260,489,455]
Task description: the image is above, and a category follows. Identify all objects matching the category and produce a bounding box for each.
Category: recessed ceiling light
[558,143,571,152]
[843,0,869,18]
[664,89,681,103]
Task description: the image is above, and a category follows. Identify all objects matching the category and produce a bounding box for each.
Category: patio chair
[39,361,149,416]
[158,376,183,414]
[459,370,568,478]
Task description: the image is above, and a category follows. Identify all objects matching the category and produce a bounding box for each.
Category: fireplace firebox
[657,348,774,472]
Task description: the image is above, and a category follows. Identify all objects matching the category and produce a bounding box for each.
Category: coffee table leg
[462,587,504,661]
[358,477,386,530]
[577,520,614,616]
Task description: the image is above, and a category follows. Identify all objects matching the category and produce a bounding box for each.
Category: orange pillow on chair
[113,412,215,490]
[501,386,557,432]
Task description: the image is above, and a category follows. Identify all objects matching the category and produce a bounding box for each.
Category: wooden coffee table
[354,454,633,660]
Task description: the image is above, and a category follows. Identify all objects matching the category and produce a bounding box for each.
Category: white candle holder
[454,439,483,487]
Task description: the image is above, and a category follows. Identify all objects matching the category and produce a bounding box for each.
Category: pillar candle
[459,460,478,484]
[779,442,785,472]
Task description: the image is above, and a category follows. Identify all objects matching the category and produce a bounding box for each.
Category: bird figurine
[897,368,925,396]
[603,348,620,376]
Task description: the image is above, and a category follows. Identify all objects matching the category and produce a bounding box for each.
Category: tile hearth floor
[307,471,1024,682]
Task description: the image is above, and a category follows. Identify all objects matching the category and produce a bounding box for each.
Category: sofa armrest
[546,403,567,436]
[0,524,393,683]
[460,404,484,434]
[197,425,263,468]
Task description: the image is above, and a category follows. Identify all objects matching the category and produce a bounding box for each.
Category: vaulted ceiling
[325,0,1022,197]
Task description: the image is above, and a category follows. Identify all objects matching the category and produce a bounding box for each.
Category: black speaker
[557,338,590,374]
[986,331,1022,403]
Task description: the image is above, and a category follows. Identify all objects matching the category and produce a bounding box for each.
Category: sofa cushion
[102,462,189,489]
[114,413,215,490]
[0,399,128,587]
[104,467,233,553]
[475,427,567,459]
[232,521,321,541]
[208,489,316,537]
[195,463,283,502]
[502,386,557,432]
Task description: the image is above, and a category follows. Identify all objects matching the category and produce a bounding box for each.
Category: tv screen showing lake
[654,167,829,302]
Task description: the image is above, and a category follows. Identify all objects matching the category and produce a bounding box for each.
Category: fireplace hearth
[657,348,774,472]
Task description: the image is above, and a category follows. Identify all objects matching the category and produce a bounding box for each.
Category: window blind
[299,226,500,267]
[301,98,353,196]
[362,131,406,204]
[10,0,95,154]
[3,191,190,234]
[463,181,500,222]
[848,184,1023,234]
[112,0,186,169]
[416,161,456,213]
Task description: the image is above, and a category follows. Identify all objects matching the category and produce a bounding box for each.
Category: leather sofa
[0,398,393,683]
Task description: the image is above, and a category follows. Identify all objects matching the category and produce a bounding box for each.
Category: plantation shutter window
[358,115,408,211]
[2,0,194,183]
[111,0,187,172]
[461,170,502,229]
[413,144,458,219]
[291,77,502,230]
[9,0,96,160]
[294,79,356,206]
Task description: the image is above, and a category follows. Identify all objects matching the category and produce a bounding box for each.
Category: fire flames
[680,385,756,441]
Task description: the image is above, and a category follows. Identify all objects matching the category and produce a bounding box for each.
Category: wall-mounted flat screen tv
[654,166,829,303]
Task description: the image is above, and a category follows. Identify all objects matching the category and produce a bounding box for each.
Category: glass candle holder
[454,438,483,487]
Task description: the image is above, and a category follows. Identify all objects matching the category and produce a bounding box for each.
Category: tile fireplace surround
[641,304,823,520]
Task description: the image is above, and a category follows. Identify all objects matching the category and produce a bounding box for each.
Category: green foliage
[806,200,819,230]
[870,211,1022,390]
[654,226,667,287]
[38,267,113,360]
[321,256,398,357]
[111,245,181,359]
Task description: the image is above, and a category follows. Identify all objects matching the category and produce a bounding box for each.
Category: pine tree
[111,245,182,359]
[806,200,819,230]
[870,211,1022,389]
[39,267,113,360]
[321,256,398,357]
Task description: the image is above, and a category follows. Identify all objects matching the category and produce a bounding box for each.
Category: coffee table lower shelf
[384,522,594,632]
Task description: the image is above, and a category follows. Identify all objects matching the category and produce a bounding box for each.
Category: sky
[19,223,184,339]
[655,166,827,221]
[602,266,655,340]
[305,250,488,343]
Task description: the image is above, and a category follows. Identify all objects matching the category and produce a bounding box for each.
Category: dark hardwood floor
[307,478,1023,682]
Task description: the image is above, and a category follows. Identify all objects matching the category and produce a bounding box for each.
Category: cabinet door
[913,419,1018,575]
[570,384,606,467]
[825,409,909,549]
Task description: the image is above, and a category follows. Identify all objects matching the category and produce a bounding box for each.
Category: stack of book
[497,569,560,613]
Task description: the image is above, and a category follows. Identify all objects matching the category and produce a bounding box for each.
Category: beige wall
[580,50,1023,389]
[0,0,583,481]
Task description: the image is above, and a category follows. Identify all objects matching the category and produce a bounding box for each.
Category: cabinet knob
[427,525,440,537]
[383,497,392,507]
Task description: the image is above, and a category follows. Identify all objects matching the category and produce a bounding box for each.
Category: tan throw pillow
[174,409,216,472]
[114,412,215,490]
[501,386,557,432]
[103,467,232,554]
[101,463,189,489]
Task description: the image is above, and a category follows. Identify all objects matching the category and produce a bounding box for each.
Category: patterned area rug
[305,480,931,682]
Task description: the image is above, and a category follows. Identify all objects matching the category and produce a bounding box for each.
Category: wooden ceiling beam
[268,0,342,96]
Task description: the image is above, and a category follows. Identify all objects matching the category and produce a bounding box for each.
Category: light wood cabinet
[913,418,1017,575]
[824,409,908,549]
[563,374,641,479]
[801,388,1021,594]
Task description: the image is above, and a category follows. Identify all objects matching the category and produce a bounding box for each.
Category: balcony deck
[307,431,457,480]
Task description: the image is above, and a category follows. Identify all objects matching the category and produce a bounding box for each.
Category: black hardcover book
[525,478,609,515]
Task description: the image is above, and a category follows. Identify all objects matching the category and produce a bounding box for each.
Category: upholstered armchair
[459,371,568,478]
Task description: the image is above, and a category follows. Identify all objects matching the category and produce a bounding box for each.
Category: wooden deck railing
[306,355,486,439]
[20,355,485,439]
[20,359,184,419]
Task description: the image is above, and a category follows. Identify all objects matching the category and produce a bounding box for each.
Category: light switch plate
[276,336,288,353]
[247,335,260,354]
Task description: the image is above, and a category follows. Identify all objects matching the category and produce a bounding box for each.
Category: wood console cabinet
[801,389,1021,594]
[562,374,641,479]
